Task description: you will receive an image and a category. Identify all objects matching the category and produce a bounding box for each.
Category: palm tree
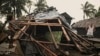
[33,0,49,15]
[95,7,100,17]
[81,1,97,19]
[0,0,31,18]
[0,0,31,36]
[0,0,32,45]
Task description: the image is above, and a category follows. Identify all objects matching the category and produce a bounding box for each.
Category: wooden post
[58,19,70,41]
[47,23,59,49]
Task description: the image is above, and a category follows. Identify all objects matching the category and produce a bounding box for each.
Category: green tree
[81,1,97,19]
[0,0,31,34]
[95,7,100,17]
[0,0,32,44]
[33,0,49,14]
[0,0,31,18]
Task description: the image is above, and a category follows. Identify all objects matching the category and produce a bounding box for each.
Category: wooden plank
[71,36,83,52]
[19,22,62,26]
[87,38,100,43]
[47,24,69,55]
[16,18,58,21]
[66,30,83,52]
[13,19,32,40]
[58,19,70,41]
[17,28,58,56]
[13,26,27,40]
[68,31,91,50]
[47,23,59,49]
[19,39,75,46]
[13,19,58,55]
[64,26,93,52]
[63,25,93,46]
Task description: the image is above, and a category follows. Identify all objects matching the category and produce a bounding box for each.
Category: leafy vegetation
[0,0,32,34]
[81,1,97,19]
[0,0,31,18]
[33,0,49,15]
[95,7,100,17]
[82,1,100,19]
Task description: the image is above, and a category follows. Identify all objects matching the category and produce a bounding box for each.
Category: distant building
[72,16,100,38]
[60,12,72,24]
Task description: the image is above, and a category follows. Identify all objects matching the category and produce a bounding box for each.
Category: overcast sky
[45,0,100,23]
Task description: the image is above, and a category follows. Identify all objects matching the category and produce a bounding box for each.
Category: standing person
[86,23,95,38]
[6,14,15,48]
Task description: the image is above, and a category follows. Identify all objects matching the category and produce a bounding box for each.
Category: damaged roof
[72,16,100,28]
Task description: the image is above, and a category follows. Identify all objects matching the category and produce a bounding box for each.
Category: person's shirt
[86,25,94,36]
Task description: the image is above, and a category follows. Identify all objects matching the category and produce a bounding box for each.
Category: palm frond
[0,0,31,18]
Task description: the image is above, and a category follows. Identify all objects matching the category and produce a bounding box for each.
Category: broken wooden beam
[16,28,58,56]
[19,22,62,26]
[47,22,59,49]
[63,25,94,46]
[19,39,75,47]
[58,19,70,41]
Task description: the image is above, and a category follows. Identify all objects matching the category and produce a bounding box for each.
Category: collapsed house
[0,7,98,56]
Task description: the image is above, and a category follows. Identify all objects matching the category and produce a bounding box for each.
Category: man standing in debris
[86,23,95,38]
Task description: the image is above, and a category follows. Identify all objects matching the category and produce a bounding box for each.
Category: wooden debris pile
[0,18,96,56]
